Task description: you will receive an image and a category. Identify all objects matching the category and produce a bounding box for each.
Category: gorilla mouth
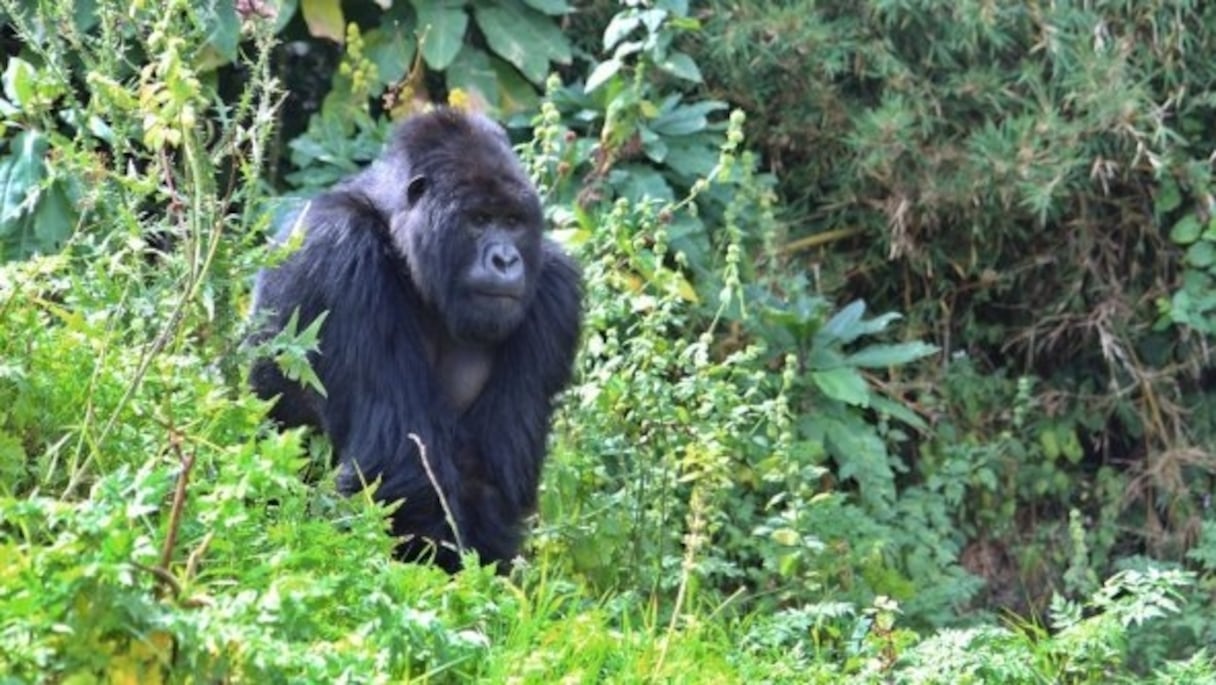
[473,291,521,304]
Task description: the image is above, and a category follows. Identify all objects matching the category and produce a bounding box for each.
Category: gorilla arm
[258,194,475,556]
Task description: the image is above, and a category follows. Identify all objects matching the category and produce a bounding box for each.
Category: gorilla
[249,108,582,572]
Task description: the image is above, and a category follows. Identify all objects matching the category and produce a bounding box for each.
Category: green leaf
[519,0,570,15]
[824,414,895,506]
[1170,214,1201,245]
[473,0,572,85]
[301,0,345,43]
[639,126,668,163]
[273,0,300,33]
[819,300,865,343]
[204,1,241,63]
[869,396,928,431]
[657,51,702,83]
[277,310,329,397]
[0,130,47,228]
[490,56,541,114]
[637,8,667,34]
[364,27,416,86]
[817,300,903,346]
[663,136,719,178]
[845,342,938,368]
[2,57,36,108]
[1155,179,1181,215]
[612,39,645,60]
[1185,240,1216,269]
[667,14,699,31]
[1060,426,1083,464]
[413,1,469,70]
[584,59,622,93]
[446,46,498,109]
[72,0,100,32]
[32,180,75,248]
[0,430,28,490]
[650,101,725,136]
[617,164,674,203]
[770,528,800,546]
[603,14,641,50]
[811,367,870,407]
[807,346,846,371]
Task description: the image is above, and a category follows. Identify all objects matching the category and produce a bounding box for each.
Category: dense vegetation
[1,0,1213,681]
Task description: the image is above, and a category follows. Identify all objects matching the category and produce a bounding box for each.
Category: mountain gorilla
[249,108,582,572]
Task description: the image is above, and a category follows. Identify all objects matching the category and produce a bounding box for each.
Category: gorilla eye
[406,175,428,207]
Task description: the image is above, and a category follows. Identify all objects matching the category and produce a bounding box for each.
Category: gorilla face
[397,171,543,345]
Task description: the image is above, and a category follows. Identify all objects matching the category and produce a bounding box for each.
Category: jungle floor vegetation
[1,1,1214,682]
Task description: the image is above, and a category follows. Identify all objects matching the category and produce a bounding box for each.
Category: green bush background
[0,0,1213,681]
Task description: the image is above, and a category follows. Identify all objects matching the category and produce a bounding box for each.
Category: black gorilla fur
[249,108,582,572]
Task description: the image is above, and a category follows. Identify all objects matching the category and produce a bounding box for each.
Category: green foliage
[0,64,77,260]
[896,568,1199,684]
[287,0,571,90]
[585,2,704,91]
[524,97,973,626]
[1161,191,1216,334]
[541,0,733,265]
[1,0,1214,681]
[262,309,330,398]
[274,0,571,176]
[254,0,577,192]
[690,0,1216,637]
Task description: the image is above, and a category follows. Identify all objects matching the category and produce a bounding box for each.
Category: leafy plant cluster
[691,0,1216,623]
[270,0,574,193]
[1,0,1214,681]
[1163,181,1216,335]
[525,99,956,618]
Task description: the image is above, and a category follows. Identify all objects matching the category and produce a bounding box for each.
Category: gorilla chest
[424,336,495,414]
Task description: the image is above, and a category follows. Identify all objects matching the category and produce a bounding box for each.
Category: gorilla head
[378,111,544,345]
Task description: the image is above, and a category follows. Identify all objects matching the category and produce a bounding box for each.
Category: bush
[1,0,1213,680]
[691,0,1216,622]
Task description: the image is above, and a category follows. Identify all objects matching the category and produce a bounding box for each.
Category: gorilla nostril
[488,245,521,274]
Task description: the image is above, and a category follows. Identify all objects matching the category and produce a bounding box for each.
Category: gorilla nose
[485,243,523,279]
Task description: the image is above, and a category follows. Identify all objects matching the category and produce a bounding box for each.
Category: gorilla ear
[406,175,428,207]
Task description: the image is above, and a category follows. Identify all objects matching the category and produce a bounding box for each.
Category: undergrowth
[0,1,1211,682]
